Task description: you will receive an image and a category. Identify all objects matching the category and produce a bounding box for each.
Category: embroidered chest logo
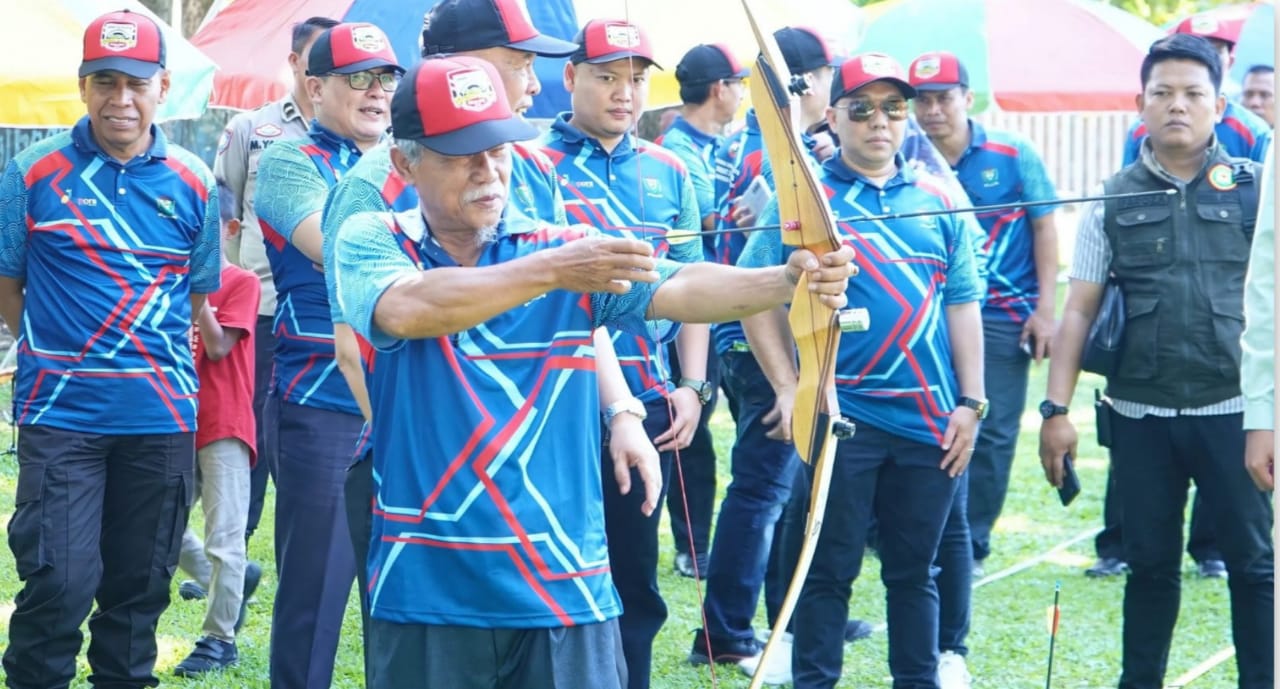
[643,177,662,196]
[157,197,177,218]
[981,168,999,187]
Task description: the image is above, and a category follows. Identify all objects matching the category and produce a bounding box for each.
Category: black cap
[675,44,749,84]
[421,0,578,58]
[774,26,834,74]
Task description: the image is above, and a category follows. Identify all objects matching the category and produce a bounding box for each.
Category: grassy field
[0,360,1241,688]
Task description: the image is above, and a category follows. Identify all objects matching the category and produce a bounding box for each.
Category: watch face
[1039,400,1063,419]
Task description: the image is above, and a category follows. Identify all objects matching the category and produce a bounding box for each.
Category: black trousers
[602,398,675,689]
[1110,412,1273,689]
[1095,469,1221,563]
[4,426,194,689]
[245,314,276,542]
[664,343,718,562]
[344,452,375,689]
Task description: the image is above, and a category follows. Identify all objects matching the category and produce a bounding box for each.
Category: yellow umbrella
[0,0,216,128]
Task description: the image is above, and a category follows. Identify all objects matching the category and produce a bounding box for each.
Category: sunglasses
[329,70,400,92]
[842,98,910,122]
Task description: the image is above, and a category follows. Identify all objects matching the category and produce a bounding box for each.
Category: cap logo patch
[100,22,139,52]
[1190,16,1219,34]
[605,24,641,49]
[860,54,895,77]
[448,67,497,112]
[351,26,388,53]
[913,56,940,80]
[1207,163,1236,191]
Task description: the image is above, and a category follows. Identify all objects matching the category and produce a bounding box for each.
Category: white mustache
[462,187,505,204]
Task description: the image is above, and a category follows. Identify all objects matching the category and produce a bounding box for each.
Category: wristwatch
[957,396,989,420]
[1039,400,1070,419]
[679,378,714,406]
[604,397,647,425]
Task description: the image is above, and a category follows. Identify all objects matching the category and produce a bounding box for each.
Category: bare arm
[594,329,632,408]
[195,303,247,362]
[334,323,372,422]
[0,277,23,336]
[289,212,324,265]
[741,305,800,442]
[1038,278,1105,486]
[190,294,207,320]
[939,301,985,475]
[374,237,659,341]
[1024,212,1060,360]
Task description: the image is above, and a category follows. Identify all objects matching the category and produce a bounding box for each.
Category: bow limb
[740,2,850,687]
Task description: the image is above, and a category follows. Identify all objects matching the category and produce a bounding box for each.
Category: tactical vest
[1101,148,1260,408]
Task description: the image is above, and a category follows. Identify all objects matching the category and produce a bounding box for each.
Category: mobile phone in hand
[1058,453,1081,507]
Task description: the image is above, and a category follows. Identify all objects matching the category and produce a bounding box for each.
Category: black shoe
[173,636,238,677]
[1085,557,1129,578]
[844,619,872,643]
[688,628,762,665]
[1196,559,1228,579]
[674,552,707,580]
[234,561,263,633]
[178,580,207,601]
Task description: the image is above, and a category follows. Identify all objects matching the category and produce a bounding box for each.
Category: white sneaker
[738,632,792,686]
[937,651,973,689]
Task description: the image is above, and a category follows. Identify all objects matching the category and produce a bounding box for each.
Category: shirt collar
[72,115,167,164]
[399,207,537,249]
[966,119,987,149]
[822,151,914,188]
[307,119,368,154]
[1138,135,1225,185]
[550,112,637,157]
[670,115,719,147]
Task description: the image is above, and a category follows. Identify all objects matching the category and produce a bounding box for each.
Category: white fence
[973,110,1137,197]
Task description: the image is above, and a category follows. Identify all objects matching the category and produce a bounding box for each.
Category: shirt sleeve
[942,213,984,305]
[213,114,251,219]
[591,257,682,339]
[333,212,420,351]
[666,173,704,262]
[1068,196,1110,285]
[1242,143,1275,430]
[322,175,390,324]
[736,198,786,269]
[1014,137,1059,218]
[216,270,261,334]
[254,142,327,242]
[1250,129,1273,163]
[0,161,30,280]
[189,163,223,295]
[1121,120,1141,168]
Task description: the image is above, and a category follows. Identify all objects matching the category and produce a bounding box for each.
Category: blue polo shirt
[949,121,1056,323]
[332,208,681,627]
[1123,101,1272,165]
[0,118,220,434]
[711,109,771,355]
[741,153,982,448]
[658,115,721,257]
[539,115,702,402]
[322,141,568,323]
[255,121,365,416]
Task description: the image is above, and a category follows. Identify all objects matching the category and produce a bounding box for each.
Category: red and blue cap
[569,19,661,68]
[830,52,916,105]
[391,56,539,156]
[1170,12,1241,46]
[421,0,578,58]
[908,51,970,91]
[79,9,166,79]
[307,23,404,76]
[675,44,749,84]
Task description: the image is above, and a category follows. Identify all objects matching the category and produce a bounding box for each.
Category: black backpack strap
[1231,160,1260,237]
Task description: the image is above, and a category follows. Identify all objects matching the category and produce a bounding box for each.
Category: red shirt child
[193,263,260,462]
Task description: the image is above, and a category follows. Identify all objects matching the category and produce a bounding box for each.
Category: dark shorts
[368,617,627,689]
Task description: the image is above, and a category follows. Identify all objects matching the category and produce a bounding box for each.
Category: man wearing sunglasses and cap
[331,52,855,689]
[252,21,403,689]
[739,53,985,689]
[0,9,221,689]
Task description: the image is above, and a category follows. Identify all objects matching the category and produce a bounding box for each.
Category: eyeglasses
[842,98,909,122]
[329,70,400,92]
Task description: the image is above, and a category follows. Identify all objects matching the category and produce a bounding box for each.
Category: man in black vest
[1038,34,1273,689]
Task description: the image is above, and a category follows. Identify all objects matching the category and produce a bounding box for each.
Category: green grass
[0,362,1240,688]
